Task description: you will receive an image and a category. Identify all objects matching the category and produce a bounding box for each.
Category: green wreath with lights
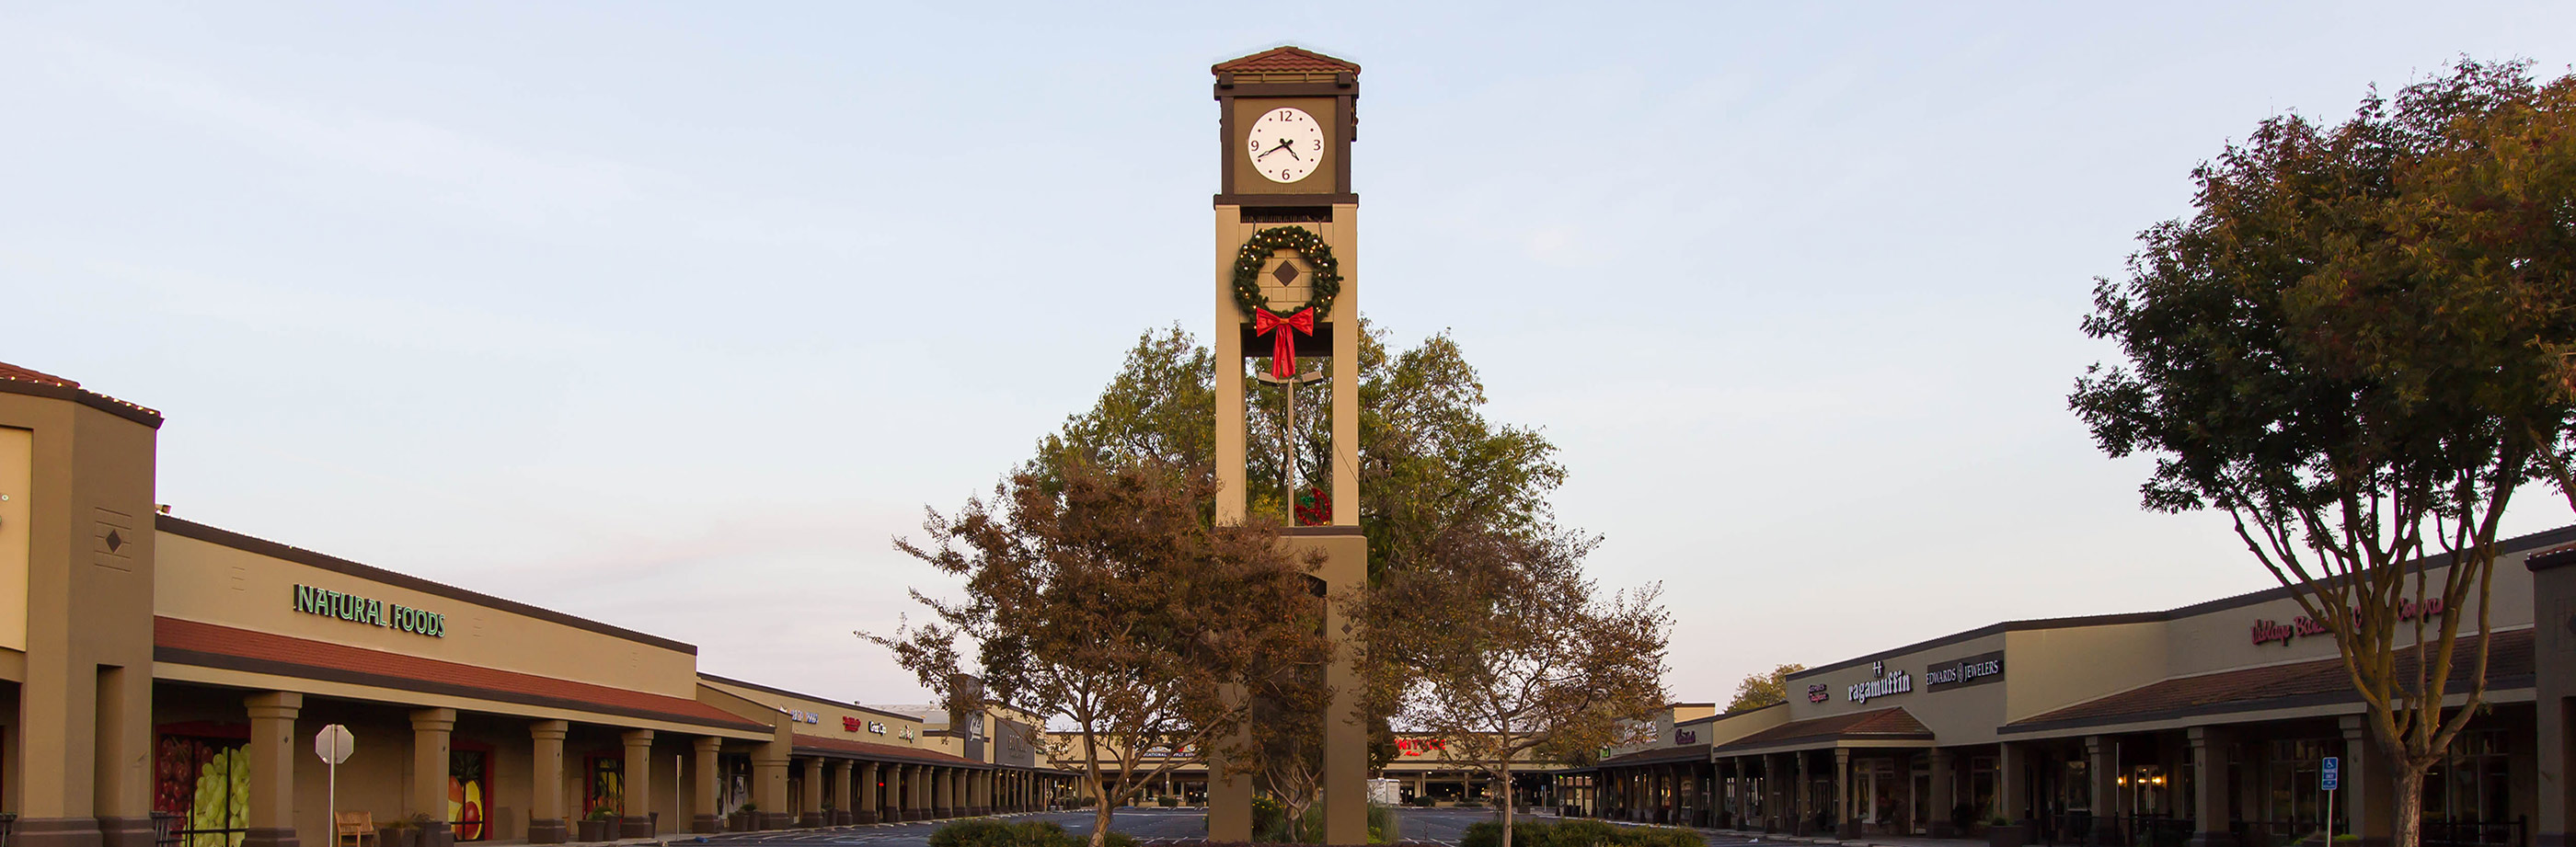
[1231,226,1342,319]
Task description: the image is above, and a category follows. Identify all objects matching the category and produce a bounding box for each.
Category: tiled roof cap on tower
[1213,46,1360,76]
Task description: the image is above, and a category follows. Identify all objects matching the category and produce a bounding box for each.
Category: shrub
[1403,796,1435,807]
[1251,797,1285,841]
[1465,819,1698,847]
[929,819,1136,847]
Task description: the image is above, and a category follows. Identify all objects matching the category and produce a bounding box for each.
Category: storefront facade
[0,364,1071,847]
[1662,526,2576,847]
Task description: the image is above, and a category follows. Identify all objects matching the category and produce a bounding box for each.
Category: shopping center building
[0,365,1074,847]
[1558,522,2576,847]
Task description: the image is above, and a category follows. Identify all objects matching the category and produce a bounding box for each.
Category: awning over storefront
[2001,625,2535,738]
[1708,705,1932,756]
[154,615,773,735]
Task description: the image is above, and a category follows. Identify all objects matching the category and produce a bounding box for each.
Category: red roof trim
[154,617,766,732]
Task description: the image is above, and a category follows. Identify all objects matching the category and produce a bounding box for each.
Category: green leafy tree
[1725,663,1808,712]
[2070,59,2576,847]
[1014,320,1597,819]
[865,459,1331,847]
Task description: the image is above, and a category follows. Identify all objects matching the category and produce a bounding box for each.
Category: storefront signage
[293,585,444,637]
[2250,598,2444,647]
[1848,660,1912,704]
[1396,738,1446,757]
[844,717,889,735]
[1806,684,1829,704]
[1924,650,2005,691]
[1675,728,1697,745]
[786,709,822,725]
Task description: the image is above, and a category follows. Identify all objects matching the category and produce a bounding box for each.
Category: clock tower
[1206,45,1369,845]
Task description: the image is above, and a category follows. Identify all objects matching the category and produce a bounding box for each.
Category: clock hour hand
[1258,138,1295,159]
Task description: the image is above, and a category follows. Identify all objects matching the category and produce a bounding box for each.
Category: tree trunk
[1091,792,1116,847]
[2392,765,2426,847]
[1501,761,1515,847]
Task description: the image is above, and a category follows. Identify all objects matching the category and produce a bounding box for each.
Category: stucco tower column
[1928,749,1957,837]
[528,721,569,843]
[691,737,722,834]
[619,729,655,838]
[2185,727,2234,847]
[1997,741,2028,826]
[242,692,304,847]
[799,757,825,828]
[411,709,458,847]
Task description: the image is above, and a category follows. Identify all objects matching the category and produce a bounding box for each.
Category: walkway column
[1998,740,2029,826]
[2087,736,2117,839]
[799,757,825,827]
[412,708,458,847]
[753,739,790,830]
[529,721,569,843]
[1794,753,1811,834]
[2185,727,2233,847]
[857,762,881,823]
[1930,748,1957,837]
[243,692,303,847]
[620,729,655,838]
[937,766,957,818]
[692,737,723,834]
[1833,749,1854,839]
[834,760,856,825]
[2339,716,2392,847]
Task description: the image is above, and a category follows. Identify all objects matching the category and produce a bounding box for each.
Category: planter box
[576,819,611,842]
[1990,823,2032,847]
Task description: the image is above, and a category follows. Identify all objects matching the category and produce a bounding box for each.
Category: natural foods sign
[293,585,445,637]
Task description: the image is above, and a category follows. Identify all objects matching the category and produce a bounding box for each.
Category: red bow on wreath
[1253,307,1314,379]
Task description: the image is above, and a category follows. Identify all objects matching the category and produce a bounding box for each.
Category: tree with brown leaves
[1400,531,1670,847]
[865,459,1331,847]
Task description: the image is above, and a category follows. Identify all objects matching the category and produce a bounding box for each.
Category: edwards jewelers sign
[1924,651,2005,691]
[293,584,446,637]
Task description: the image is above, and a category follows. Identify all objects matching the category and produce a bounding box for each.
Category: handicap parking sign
[2322,756,2340,790]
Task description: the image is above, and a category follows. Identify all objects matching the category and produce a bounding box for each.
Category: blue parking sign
[2322,757,2340,790]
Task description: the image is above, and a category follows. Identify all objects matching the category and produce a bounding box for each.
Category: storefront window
[450,748,490,841]
[2424,730,2511,825]
[155,733,249,847]
[1971,756,1997,820]
[588,757,624,817]
[2264,739,2336,829]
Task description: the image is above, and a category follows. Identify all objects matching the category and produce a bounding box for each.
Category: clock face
[1247,107,1327,184]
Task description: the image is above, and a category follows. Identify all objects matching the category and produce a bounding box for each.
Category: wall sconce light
[2151,775,2167,786]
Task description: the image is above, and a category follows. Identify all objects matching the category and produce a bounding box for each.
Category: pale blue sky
[6,3,2573,704]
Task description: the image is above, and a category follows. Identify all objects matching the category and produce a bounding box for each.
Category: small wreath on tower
[1232,226,1342,378]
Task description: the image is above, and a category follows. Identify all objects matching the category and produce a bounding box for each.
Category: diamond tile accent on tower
[105,530,124,553]
[1272,261,1301,284]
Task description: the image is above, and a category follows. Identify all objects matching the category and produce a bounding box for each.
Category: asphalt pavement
[681,807,1765,847]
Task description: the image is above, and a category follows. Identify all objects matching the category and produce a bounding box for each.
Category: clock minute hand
[1258,138,1294,159]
